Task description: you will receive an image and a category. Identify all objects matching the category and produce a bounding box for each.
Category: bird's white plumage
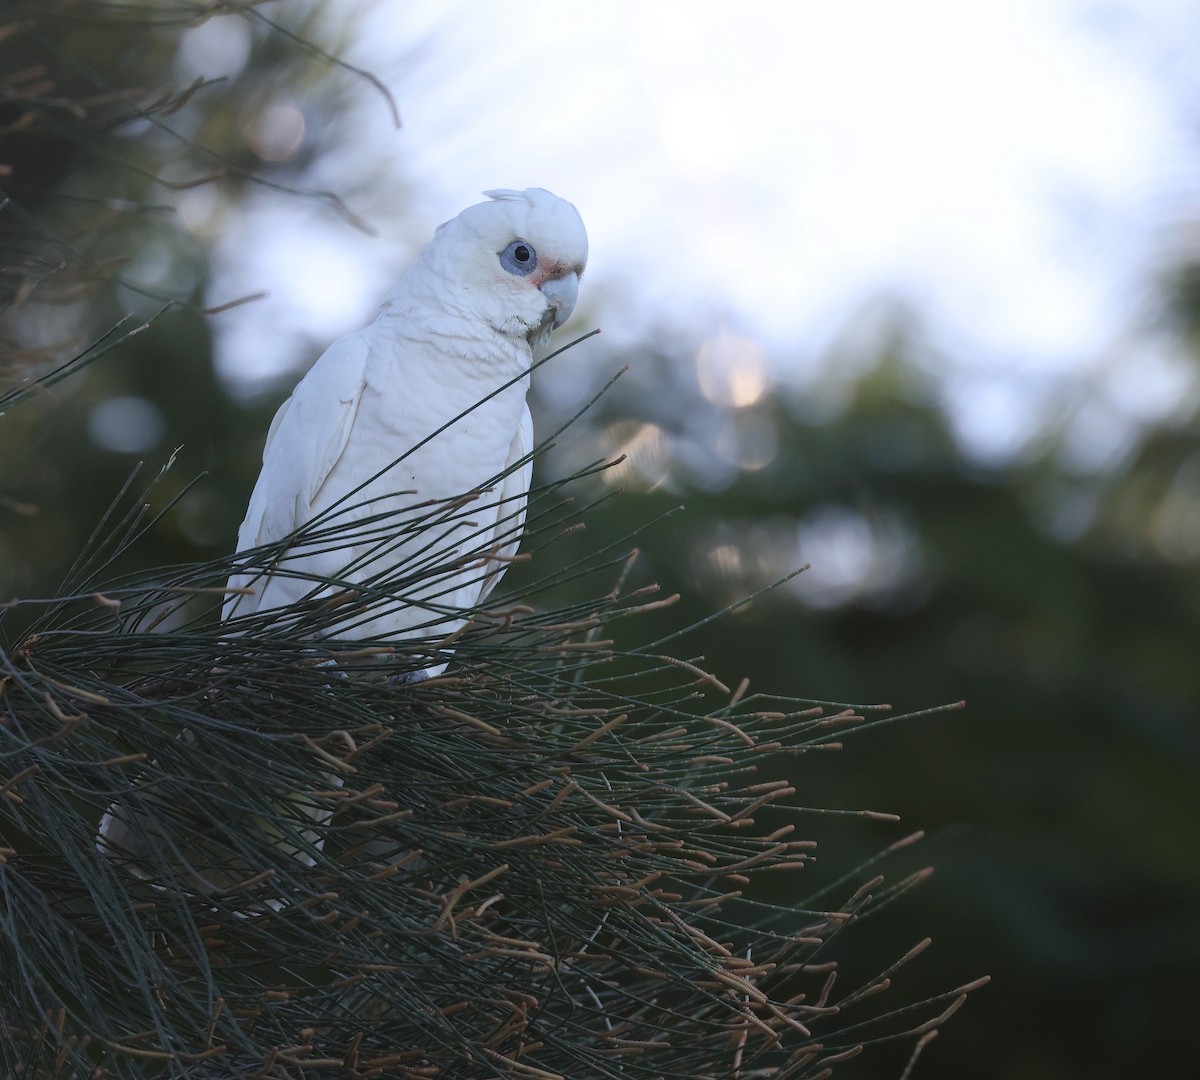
[98,190,585,880]
[223,188,588,670]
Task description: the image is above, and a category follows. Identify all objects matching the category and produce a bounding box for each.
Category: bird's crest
[483,187,552,206]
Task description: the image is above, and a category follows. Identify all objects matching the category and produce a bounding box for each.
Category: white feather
[224,188,588,668]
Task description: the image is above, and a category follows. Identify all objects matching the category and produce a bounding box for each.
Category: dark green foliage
[0,415,978,1076]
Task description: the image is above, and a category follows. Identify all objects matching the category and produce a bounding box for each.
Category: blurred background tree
[2,1,1198,1077]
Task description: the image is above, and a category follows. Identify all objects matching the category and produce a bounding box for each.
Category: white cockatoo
[223,187,588,674]
[97,190,587,885]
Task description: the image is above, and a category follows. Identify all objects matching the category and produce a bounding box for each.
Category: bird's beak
[539,271,579,329]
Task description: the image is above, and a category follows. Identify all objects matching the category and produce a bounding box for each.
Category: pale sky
[182,0,1200,467]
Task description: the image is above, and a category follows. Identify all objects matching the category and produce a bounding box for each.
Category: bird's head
[415,188,588,347]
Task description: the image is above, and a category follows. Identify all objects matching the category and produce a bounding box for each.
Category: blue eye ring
[499,239,538,276]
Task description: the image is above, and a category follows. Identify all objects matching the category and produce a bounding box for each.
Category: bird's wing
[475,404,534,608]
[225,335,370,621]
[236,334,370,552]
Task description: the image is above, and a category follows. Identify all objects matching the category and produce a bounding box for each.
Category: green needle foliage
[1,338,984,1079]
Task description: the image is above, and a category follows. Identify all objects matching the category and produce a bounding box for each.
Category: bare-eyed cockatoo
[223,187,588,675]
[97,189,587,887]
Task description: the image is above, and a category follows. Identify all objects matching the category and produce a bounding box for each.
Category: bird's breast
[327,328,531,508]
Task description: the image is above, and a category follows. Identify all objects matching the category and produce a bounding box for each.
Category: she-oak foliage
[0,339,980,1077]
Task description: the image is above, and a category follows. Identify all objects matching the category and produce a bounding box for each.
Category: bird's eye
[499,240,537,276]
